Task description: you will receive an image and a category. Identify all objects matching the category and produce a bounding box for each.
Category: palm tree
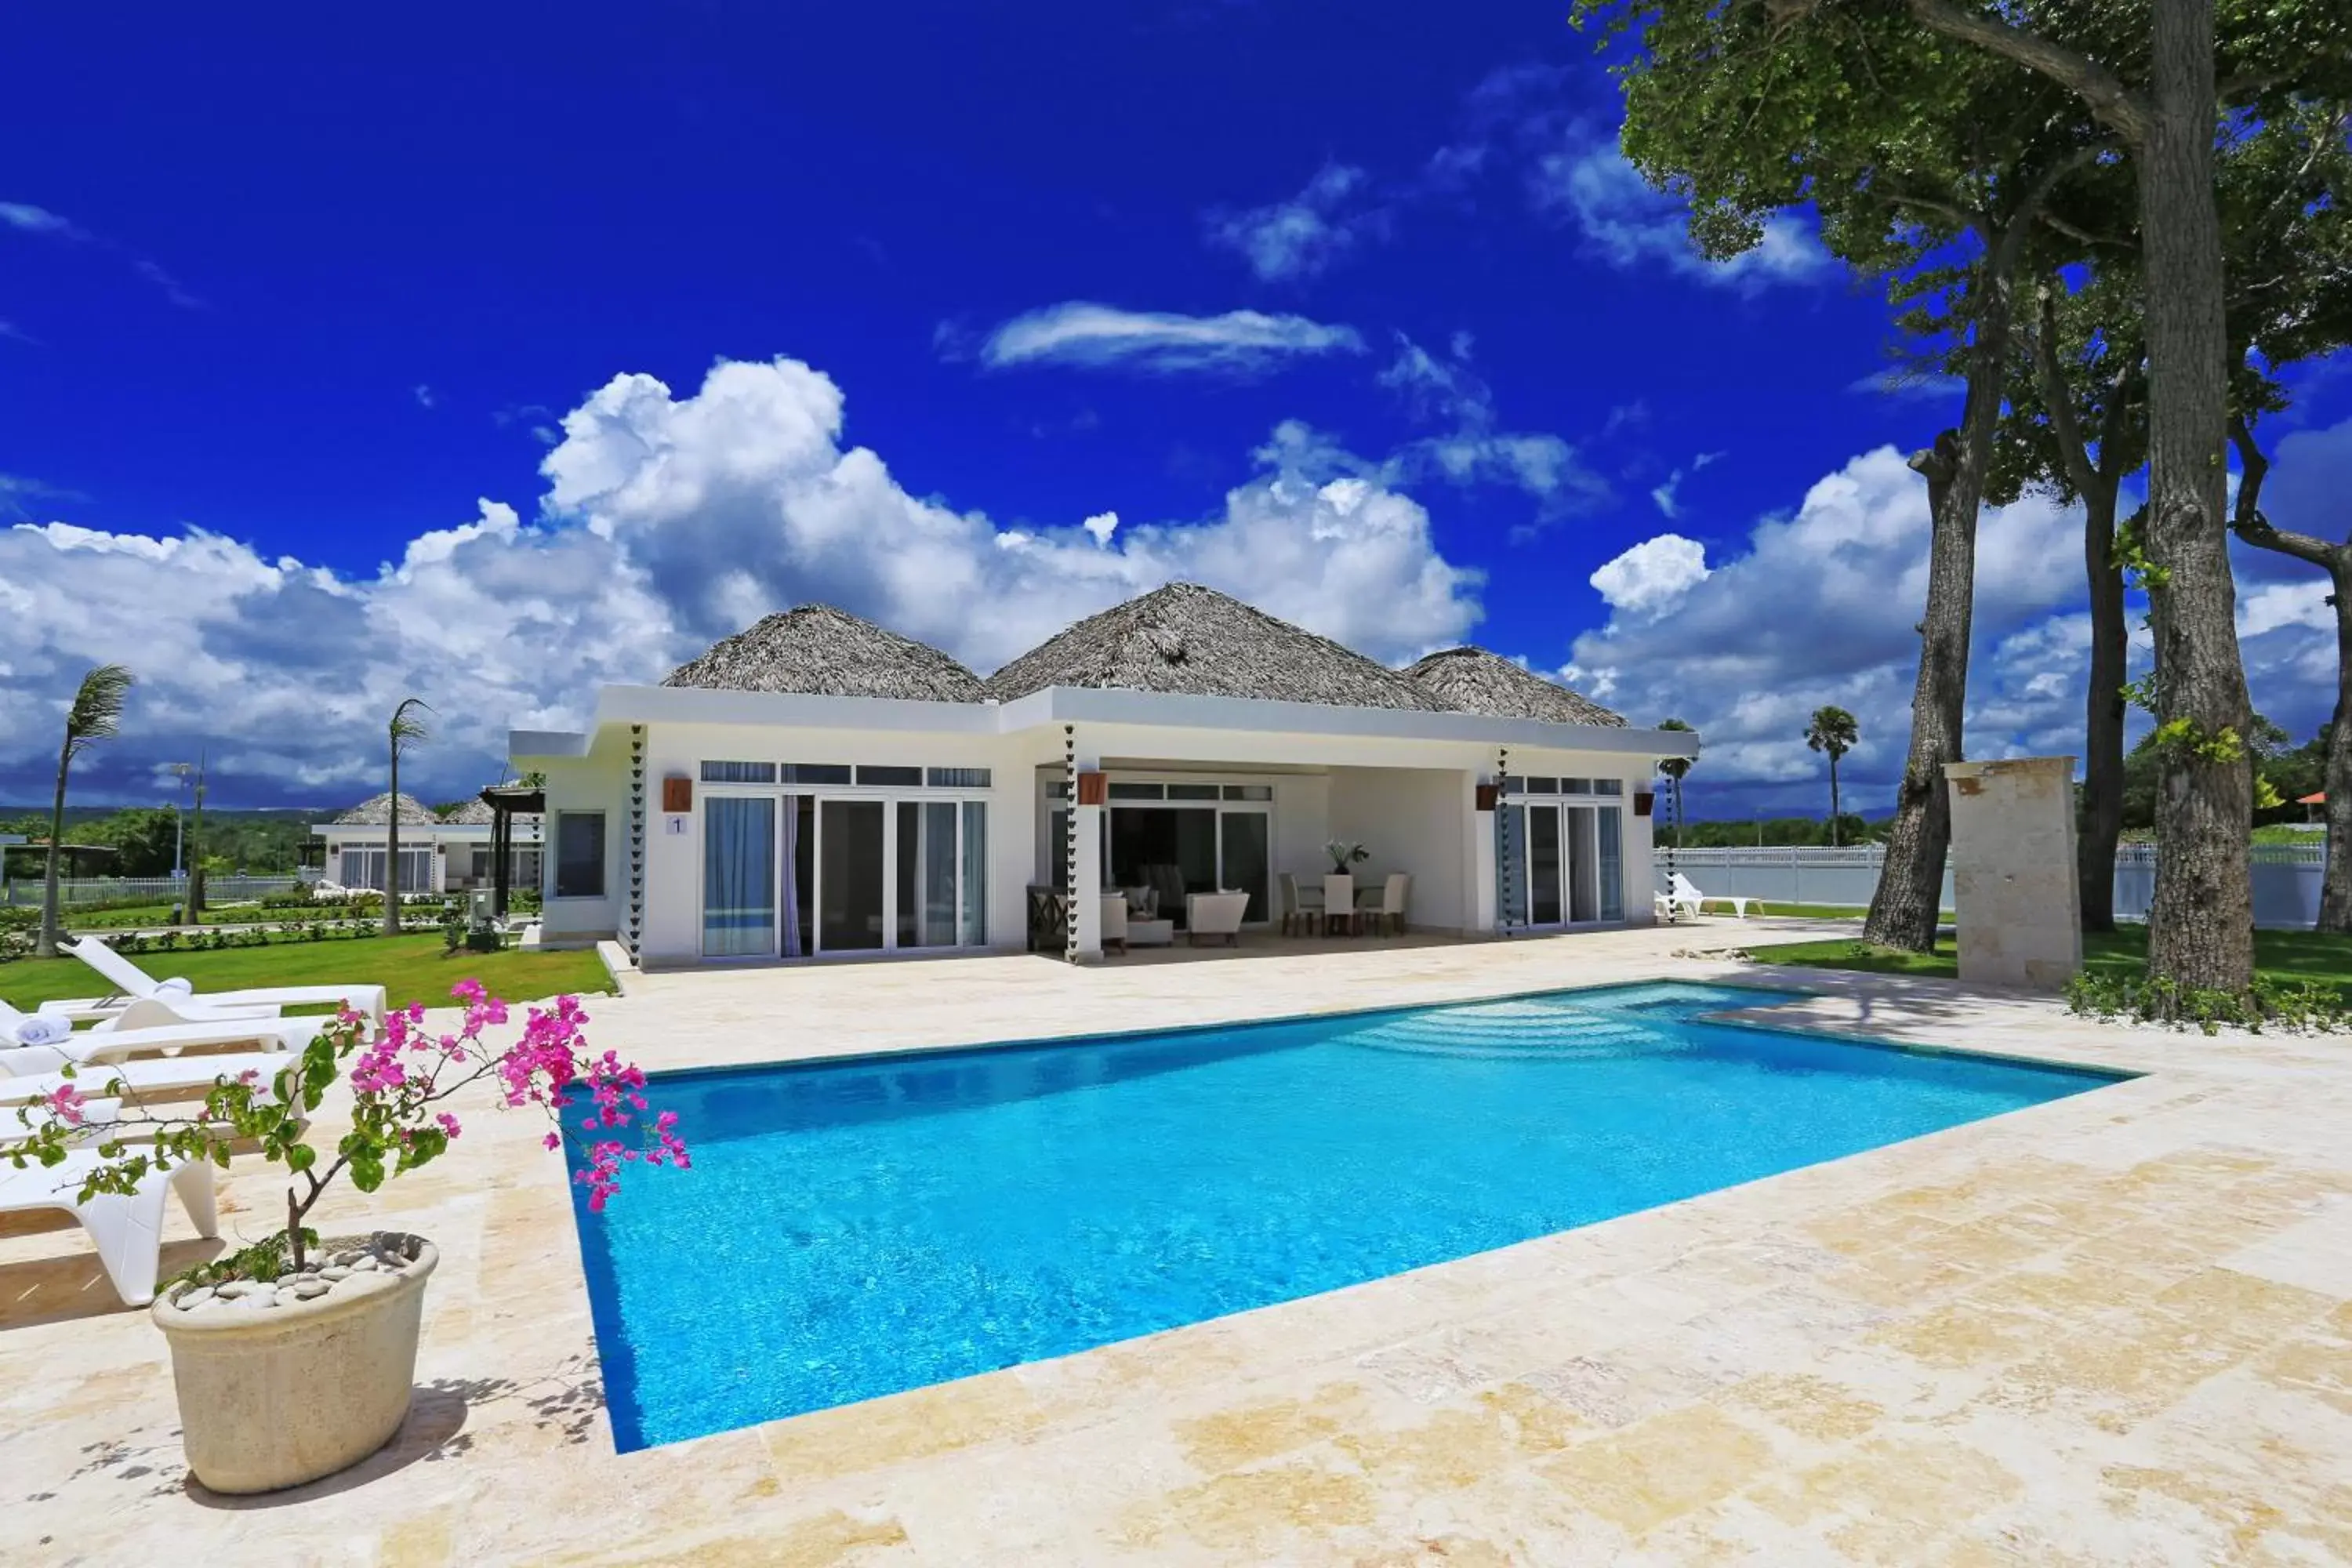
[383,698,432,935]
[37,664,134,959]
[1805,706,1861,846]
[1656,717,1697,887]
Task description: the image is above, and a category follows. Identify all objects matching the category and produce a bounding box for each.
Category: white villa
[310,793,543,895]
[511,584,1696,967]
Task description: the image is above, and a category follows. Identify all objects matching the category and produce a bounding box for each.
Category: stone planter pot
[151,1233,438,1494]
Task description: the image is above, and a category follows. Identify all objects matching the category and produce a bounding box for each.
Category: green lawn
[0,933,613,1014]
[1743,925,2352,1001]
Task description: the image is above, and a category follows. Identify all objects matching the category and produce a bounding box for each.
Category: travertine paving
[4,921,2350,1566]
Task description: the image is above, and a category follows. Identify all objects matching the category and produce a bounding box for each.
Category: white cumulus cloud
[1590,534,1711,618]
[1,355,1482,806]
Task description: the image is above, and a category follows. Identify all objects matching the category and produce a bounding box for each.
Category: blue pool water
[570,982,2122,1450]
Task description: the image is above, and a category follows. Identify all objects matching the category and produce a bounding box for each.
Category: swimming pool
[571,982,2122,1450]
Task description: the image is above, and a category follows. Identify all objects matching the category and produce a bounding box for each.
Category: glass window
[1501,775,1526,795]
[1108,782,1164,800]
[554,812,606,898]
[1526,776,1559,795]
[1222,784,1272,801]
[857,764,924,788]
[818,800,884,949]
[700,760,776,784]
[702,797,776,957]
[1563,777,1594,795]
[1595,779,1625,797]
[1044,780,1072,800]
[927,767,992,789]
[783,763,852,786]
[960,801,987,946]
[895,800,960,947]
[1597,808,1624,921]
[1166,783,1220,800]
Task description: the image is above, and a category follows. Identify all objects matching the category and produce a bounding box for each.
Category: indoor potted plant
[1324,840,1371,877]
[5,981,686,1494]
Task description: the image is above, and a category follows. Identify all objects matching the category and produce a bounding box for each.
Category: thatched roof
[1404,647,1627,728]
[439,799,495,826]
[664,604,988,702]
[984,583,1452,711]
[334,792,438,826]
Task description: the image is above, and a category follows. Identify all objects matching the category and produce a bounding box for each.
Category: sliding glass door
[1496,793,1626,929]
[705,790,985,959]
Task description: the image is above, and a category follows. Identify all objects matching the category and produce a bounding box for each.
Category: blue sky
[3,0,2344,818]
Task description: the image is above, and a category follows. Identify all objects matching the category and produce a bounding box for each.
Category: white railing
[1655,841,2328,929]
[0,875,304,907]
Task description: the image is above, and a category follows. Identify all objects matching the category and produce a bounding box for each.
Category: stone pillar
[1944,757,2082,991]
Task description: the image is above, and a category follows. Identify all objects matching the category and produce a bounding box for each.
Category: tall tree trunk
[1830,755,1842,846]
[2078,489,2129,931]
[384,749,402,936]
[2322,572,2352,933]
[2136,0,2255,990]
[36,743,70,960]
[1864,263,2016,949]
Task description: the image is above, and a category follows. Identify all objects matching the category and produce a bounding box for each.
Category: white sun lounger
[39,936,387,1029]
[1668,872,1759,920]
[0,997,316,1078]
[0,1051,299,1110]
[0,1096,221,1306]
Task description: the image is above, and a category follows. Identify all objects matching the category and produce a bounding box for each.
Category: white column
[1073,750,1103,960]
[1472,773,1498,935]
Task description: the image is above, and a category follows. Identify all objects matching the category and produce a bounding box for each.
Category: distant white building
[311,793,542,894]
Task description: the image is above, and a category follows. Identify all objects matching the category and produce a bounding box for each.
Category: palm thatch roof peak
[334,792,438,826]
[1404,646,1626,728]
[984,583,1453,712]
[438,798,496,826]
[664,604,989,702]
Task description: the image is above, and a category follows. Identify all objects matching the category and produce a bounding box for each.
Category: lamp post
[169,762,196,879]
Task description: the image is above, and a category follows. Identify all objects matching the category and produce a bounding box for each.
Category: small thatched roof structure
[438,798,495,826]
[333,792,439,826]
[1405,647,1626,728]
[985,583,1452,711]
[664,604,988,702]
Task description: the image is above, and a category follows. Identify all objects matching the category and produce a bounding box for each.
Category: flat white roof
[510,684,1698,761]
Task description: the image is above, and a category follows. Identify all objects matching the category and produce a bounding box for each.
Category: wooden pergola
[475,784,545,919]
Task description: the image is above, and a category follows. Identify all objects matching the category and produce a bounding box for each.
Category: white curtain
[702,797,776,957]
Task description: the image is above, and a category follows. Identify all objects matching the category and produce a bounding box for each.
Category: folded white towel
[154,977,194,999]
[2,1013,72,1048]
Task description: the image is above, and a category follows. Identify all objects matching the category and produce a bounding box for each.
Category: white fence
[0,874,303,907]
[1654,843,2328,930]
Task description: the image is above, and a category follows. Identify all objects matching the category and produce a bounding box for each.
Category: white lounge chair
[0,1098,221,1306]
[0,997,315,1077]
[1668,873,1757,920]
[1185,891,1250,947]
[1098,893,1130,956]
[40,935,387,1029]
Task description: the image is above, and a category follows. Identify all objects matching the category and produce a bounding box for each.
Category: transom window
[696,762,992,790]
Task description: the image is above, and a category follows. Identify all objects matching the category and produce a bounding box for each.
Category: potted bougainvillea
[6,982,685,1494]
